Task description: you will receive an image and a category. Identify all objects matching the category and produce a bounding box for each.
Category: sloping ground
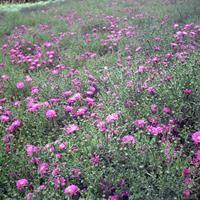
[0,0,200,199]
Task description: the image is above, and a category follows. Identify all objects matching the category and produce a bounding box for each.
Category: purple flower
[16,179,28,190]
[192,131,200,144]
[196,149,200,161]
[65,124,79,134]
[64,184,78,197]
[90,152,100,166]
[70,168,81,178]
[25,144,39,157]
[58,142,67,151]
[134,119,145,128]
[162,106,171,113]
[183,88,192,95]
[106,113,119,124]
[45,110,57,119]
[121,135,135,144]
[38,163,48,175]
[146,125,163,136]
[16,82,25,90]
[54,177,66,189]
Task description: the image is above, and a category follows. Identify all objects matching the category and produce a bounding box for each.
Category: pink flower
[31,87,39,95]
[52,168,59,176]
[28,103,40,113]
[90,152,100,166]
[192,131,200,144]
[150,104,157,113]
[75,107,88,116]
[25,144,39,157]
[127,80,133,87]
[70,168,81,178]
[183,88,192,95]
[0,115,9,123]
[25,75,32,83]
[16,82,25,90]
[134,119,145,128]
[182,168,190,176]
[196,149,200,161]
[108,195,119,200]
[27,192,32,200]
[65,124,79,134]
[147,87,156,94]
[182,191,190,197]
[146,125,163,136]
[64,184,78,197]
[45,110,57,119]
[85,97,96,107]
[67,93,81,103]
[38,163,48,175]
[58,142,67,151]
[54,177,66,189]
[162,106,171,113]
[62,91,72,98]
[16,179,28,190]
[121,135,135,144]
[137,65,146,73]
[106,113,119,124]
[6,119,22,133]
[1,74,9,81]
[64,105,73,112]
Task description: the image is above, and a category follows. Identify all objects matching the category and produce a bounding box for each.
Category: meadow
[0,0,200,199]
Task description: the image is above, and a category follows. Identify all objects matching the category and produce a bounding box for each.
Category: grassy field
[0,0,200,199]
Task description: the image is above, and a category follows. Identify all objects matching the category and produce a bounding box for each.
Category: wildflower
[28,103,40,113]
[127,80,133,87]
[54,177,66,189]
[27,192,32,200]
[106,113,119,124]
[150,104,157,113]
[52,168,59,176]
[196,149,200,161]
[16,179,28,190]
[85,97,96,107]
[25,75,32,83]
[134,119,145,128]
[108,195,119,200]
[38,163,48,175]
[146,125,163,136]
[183,88,192,95]
[67,93,81,103]
[25,144,39,157]
[64,105,73,112]
[137,65,146,73]
[58,142,67,151]
[0,115,9,123]
[62,91,72,98]
[16,82,25,90]
[90,152,100,166]
[31,87,39,95]
[45,110,57,119]
[65,124,79,134]
[162,106,171,113]
[70,168,81,178]
[1,74,9,81]
[182,190,190,197]
[121,135,135,144]
[147,87,156,94]
[182,168,190,176]
[192,131,200,144]
[64,184,78,197]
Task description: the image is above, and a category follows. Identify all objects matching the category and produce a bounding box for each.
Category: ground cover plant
[0,0,200,199]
